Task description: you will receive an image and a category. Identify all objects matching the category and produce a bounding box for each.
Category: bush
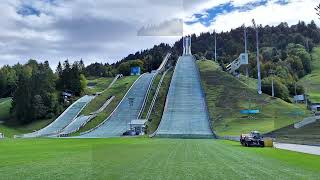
[262,77,290,102]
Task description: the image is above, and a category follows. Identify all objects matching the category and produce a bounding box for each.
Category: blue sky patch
[17,4,41,16]
[185,0,289,27]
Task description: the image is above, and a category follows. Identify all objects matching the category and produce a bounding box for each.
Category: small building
[130,66,141,76]
[294,95,305,103]
[128,119,147,135]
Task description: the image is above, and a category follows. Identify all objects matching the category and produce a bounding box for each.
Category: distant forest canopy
[0,20,319,125]
[0,59,87,125]
[118,20,320,101]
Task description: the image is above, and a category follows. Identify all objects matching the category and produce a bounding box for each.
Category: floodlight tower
[215,32,217,61]
[243,25,249,77]
[269,70,275,97]
[252,19,262,95]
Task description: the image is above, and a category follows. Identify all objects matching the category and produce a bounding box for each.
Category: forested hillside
[0,21,319,125]
[0,60,87,125]
[118,21,320,101]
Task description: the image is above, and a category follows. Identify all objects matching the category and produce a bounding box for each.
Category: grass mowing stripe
[0,138,319,179]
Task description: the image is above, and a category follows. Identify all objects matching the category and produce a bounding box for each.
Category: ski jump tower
[226,27,249,76]
[183,36,192,55]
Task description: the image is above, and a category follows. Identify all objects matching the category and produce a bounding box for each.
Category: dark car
[122,129,139,136]
[240,131,264,147]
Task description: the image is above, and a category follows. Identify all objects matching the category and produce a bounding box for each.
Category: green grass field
[84,77,113,94]
[0,119,53,138]
[298,47,320,103]
[75,76,138,134]
[0,138,319,179]
[197,60,310,136]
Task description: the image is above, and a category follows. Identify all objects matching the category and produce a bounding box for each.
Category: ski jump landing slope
[155,55,214,138]
[19,95,94,138]
[79,73,155,138]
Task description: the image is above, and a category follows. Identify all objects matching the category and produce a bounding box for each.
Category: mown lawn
[0,138,319,179]
[0,119,53,138]
[197,60,310,136]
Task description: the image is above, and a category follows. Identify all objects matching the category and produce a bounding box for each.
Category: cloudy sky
[0,0,319,68]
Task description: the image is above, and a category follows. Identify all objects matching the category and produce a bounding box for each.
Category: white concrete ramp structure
[79,73,155,138]
[57,115,95,136]
[17,95,94,138]
[155,55,214,138]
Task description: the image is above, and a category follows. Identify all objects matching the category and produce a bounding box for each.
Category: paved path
[79,73,155,138]
[155,55,213,138]
[274,142,320,155]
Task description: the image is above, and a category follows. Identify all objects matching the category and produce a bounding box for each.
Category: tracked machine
[240,131,265,147]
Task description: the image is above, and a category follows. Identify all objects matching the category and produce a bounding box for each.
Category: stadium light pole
[243,25,249,77]
[215,31,217,62]
[252,19,262,95]
[269,70,275,97]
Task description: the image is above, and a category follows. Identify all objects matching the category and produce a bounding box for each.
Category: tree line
[0,20,319,125]
[0,60,87,125]
[117,21,319,101]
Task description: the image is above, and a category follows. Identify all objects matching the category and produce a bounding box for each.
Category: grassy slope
[197,60,310,136]
[75,76,138,134]
[0,97,12,121]
[84,77,113,95]
[298,47,320,103]
[0,98,54,138]
[0,119,53,138]
[140,74,161,118]
[147,70,173,134]
[0,138,319,179]
[266,121,320,145]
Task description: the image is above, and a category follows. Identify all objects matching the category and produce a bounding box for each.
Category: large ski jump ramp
[79,73,155,138]
[155,55,214,138]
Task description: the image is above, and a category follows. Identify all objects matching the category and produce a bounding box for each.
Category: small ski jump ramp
[155,55,214,138]
[17,95,94,138]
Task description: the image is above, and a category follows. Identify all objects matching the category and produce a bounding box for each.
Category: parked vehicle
[240,131,264,147]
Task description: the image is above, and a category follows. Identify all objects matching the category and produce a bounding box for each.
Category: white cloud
[211,0,319,32]
[0,0,319,68]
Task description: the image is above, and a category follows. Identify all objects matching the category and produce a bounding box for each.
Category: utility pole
[244,25,249,77]
[269,70,275,97]
[252,19,262,95]
[214,31,217,62]
[294,82,297,103]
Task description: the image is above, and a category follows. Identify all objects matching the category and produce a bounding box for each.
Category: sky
[0,0,319,68]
